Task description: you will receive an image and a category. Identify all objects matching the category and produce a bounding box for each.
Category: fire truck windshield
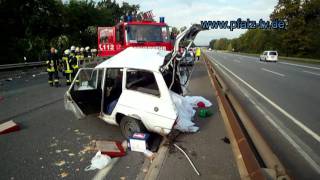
[126,25,169,43]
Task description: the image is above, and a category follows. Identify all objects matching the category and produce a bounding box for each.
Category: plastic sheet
[184,96,212,108]
[85,151,111,171]
[170,91,212,132]
[170,92,194,132]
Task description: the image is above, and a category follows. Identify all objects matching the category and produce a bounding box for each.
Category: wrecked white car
[64,24,203,138]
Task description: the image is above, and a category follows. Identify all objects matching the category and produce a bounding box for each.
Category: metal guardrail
[202,52,290,180]
[0,61,46,70]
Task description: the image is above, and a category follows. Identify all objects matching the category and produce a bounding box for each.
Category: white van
[260,51,278,62]
[64,25,203,138]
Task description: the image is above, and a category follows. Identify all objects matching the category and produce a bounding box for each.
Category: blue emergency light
[160,17,165,23]
[127,15,132,22]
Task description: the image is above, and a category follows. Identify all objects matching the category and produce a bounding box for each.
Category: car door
[118,68,177,131]
[64,68,104,119]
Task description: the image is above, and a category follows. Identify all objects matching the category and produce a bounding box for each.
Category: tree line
[209,0,320,59]
[0,0,139,64]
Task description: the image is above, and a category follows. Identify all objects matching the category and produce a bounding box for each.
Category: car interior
[103,68,123,114]
[126,69,160,96]
[70,69,103,114]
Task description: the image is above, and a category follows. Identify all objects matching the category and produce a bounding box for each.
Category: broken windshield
[126,25,169,43]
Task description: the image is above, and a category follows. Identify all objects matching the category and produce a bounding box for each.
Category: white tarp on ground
[170,91,212,132]
[184,96,212,108]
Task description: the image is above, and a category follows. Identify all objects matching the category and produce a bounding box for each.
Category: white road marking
[234,59,241,63]
[223,52,320,71]
[261,68,285,77]
[212,58,320,143]
[210,56,320,173]
[303,70,320,76]
[279,62,320,70]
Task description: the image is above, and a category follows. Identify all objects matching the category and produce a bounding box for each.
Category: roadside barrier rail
[202,52,290,180]
[0,62,46,70]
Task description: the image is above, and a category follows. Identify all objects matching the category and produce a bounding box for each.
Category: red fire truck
[97,14,174,57]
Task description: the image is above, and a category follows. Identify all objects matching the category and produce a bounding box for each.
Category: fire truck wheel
[120,116,146,139]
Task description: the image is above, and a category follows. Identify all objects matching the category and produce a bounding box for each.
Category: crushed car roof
[95,47,170,72]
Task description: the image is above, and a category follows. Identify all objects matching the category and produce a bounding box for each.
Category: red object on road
[197,101,205,108]
[0,120,20,135]
[95,140,126,158]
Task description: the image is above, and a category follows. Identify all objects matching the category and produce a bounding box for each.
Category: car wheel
[120,116,146,139]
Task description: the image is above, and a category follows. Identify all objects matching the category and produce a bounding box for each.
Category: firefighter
[91,48,97,57]
[80,47,85,65]
[62,49,73,85]
[70,46,76,55]
[75,47,82,66]
[70,47,79,83]
[46,47,60,87]
[55,48,63,74]
[195,47,201,61]
[84,46,92,63]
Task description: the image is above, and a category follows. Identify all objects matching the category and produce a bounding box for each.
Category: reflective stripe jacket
[195,48,201,57]
[46,53,58,72]
[62,56,73,73]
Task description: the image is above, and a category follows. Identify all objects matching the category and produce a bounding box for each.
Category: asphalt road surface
[205,51,320,179]
[0,70,145,180]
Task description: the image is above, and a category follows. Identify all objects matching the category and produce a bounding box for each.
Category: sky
[114,0,278,45]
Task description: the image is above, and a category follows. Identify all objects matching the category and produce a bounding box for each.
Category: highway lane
[0,71,145,180]
[205,51,320,179]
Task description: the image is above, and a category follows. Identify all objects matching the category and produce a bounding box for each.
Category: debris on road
[68,153,75,157]
[170,92,199,132]
[143,149,155,161]
[60,172,68,178]
[84,151,111,171]
[49,143,57,147]
[184,96,212,108]
[129,133,150,153]
[78,145,94,156]
[94,140,126,158]
[170,91,213,132]
[0,120,20,135]
[198,108,213,118]
[55,160,66,167]
[5,78,13,81]
[196,101,205,108]
[221,137,230,144]
[174,143,200,176]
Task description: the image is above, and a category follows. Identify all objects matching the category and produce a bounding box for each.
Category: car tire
[120,116,146,139]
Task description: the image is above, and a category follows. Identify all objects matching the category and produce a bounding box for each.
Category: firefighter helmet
[70,46,75,51]
[85,46,90,51]
[80,47,84,52]
[64,49,70,55]
[75,47,80,52]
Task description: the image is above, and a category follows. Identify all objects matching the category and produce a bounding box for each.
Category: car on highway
[259,51,278,62]
[64,48,180,138]
[64,24,203,138]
